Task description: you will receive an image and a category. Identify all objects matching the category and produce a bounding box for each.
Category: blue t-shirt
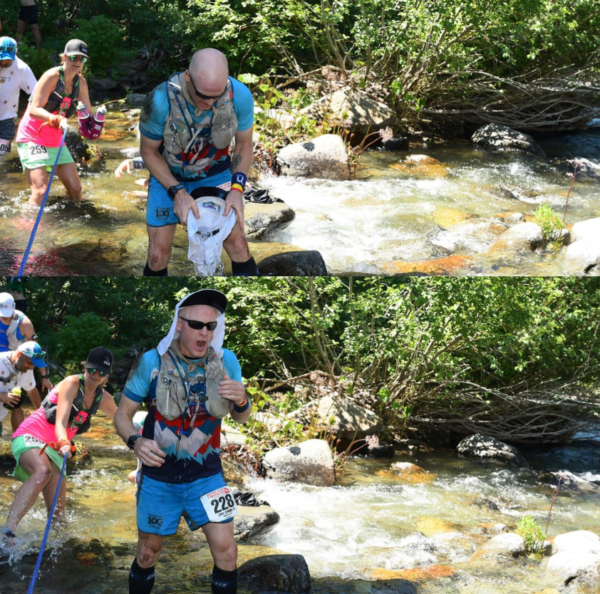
[139,75,254,180]
[123,347,242,484]
[0,315,24,353]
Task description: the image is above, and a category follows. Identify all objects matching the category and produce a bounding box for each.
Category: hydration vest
[42,375,103,434]
[154,346,229,420]
[2,310,26,351]
[161,73,237,179]
[41,67,80,119]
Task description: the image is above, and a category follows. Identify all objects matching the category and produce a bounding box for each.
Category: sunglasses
[68,55,88,63]
[179,316,218,331]
[87,368,109,377]
[187,72,225,101]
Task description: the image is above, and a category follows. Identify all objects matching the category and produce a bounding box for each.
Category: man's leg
[223,226,258,276]
[130,530,163,594]
[202,521,238,594]
[15,19,26,42]
[146,224,176,275]
[30,24,42,50]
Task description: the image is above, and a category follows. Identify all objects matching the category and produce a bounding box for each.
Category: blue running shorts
[136,472,236,535]
[146,171,231,227]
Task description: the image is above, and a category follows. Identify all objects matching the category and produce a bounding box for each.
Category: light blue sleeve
[123,349,161,403]
[222,348,243,382]
[231,78,254,132]
[139,82,170,141]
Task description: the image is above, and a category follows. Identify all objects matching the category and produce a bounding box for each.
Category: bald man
[139,48,258,277]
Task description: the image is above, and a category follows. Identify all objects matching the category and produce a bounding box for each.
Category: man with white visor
[0,341,45,436]
[114,289,252,594]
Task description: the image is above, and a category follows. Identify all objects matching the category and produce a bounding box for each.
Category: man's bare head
[188,49,229,93]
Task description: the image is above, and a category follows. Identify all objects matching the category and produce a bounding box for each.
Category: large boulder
[472,124,546,158]
[489,222,544,253]
[457,434,530,468]
[244,202,295,240]
[258,251,328,276]
[300,87,398,136]
[546,530,600,587]
[288,395,383,447]
[277,134,350,180]
[239,554,311,593]
[234,504,280,541]
[262,439,335,486]
[564,218,600,275]
[539,470,600,495]
[568,157,600,181]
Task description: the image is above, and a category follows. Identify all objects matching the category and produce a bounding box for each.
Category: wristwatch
[167,184,185,200]
[40,374,49,379]
[126,434,142,450]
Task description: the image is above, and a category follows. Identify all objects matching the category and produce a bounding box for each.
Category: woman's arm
[29,68,61,122]
[77,77,93,116]
[54,376,81,457]
[99,389,117,422]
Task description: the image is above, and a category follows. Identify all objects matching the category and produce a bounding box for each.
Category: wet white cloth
[186,197,236,277]
[157,292,226,358]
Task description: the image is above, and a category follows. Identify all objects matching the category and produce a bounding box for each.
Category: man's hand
[224,189,244,230]
[134,437,167,467]
[41,378,53,392]
[218,375,247,407]
[173,189,199,226]
[0,392,20,406]
[115,159,133,178]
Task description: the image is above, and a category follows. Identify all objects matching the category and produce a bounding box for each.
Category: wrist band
[231,172,247,190]
[234,395,250,412]
[230,183,244,194]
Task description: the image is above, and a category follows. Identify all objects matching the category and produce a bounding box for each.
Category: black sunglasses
[179,316,218,331]
[186,72,225,101]
[68,55,88,63]
[87,368,109,377]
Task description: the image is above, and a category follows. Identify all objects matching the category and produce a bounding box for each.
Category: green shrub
[17,40,55,78]
[534,203,564,244]
[72,16,123,75]
[516,515,546,555]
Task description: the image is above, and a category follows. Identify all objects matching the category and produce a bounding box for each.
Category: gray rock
[288,395,383,447]
[300,87,398,136]
[126,93,147,107]
[263,439,335,486]
[568,157,600,181]
[245,202,295,240]
[546,530,600,587]
[472,533,526,560]
[277,134,349,180]
[489,222,544,253]
[382,136,409,151]
[541,469,600,494]
[258,251,328,276]
[564,238,600,275]
[571,217,600,243]
[92,78,120,91]
[457,434,530,468]
[239,554,311,593]
[472,124,546,158]
[234,504,280,541]
[65,130,89,161]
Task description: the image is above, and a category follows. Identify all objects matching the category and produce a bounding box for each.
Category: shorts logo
[155,207,171,221]
[147,514,163,527]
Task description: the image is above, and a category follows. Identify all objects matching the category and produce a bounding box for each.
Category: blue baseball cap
[17,341,46,368]
[0,37,17,61]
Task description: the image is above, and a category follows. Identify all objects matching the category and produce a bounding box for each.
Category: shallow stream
[1,107,598,276]
[1,410,599,593]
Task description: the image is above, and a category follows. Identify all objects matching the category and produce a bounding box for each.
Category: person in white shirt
[0,37,37,157]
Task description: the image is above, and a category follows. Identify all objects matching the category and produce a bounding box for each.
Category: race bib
[29,144,49,160]
[23,435,47,449]
[200,486,238,523]
[0,139,10,156]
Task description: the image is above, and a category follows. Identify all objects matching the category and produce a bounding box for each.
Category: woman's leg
[41,461,67,525]
[56,163,82,199]
[25,166,49,206]
[4,449,53,532]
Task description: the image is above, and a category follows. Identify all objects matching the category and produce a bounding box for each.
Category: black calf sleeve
[143,262,168,276]
[211,565,237,594]
[129,557,155,594]
[231,256,258,277]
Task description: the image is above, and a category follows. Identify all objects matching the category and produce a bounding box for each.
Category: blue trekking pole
[27,453,68,594]
[17,126,68,277]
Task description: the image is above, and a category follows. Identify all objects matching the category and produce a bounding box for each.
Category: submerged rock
[381,255,475,275]
[546,530,600,587]
[390,154,450,178]
[472,124,546,158]
[277,134,349,180]
[457,434,530,468]
[239,554,311,593]
[489,222,544,253]
[493,212,526,226]
[263,439,335,486]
